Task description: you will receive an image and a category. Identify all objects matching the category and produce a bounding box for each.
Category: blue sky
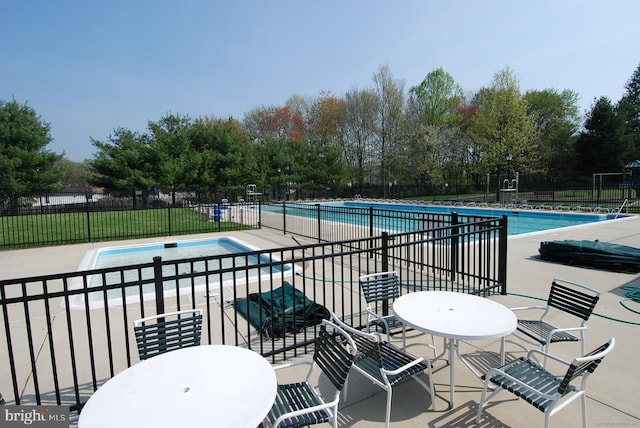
[2,1,639,162]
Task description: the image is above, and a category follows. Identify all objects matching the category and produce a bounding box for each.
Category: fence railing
[258,201,508,245]
[0,201,261,249]
[0,214,507,416]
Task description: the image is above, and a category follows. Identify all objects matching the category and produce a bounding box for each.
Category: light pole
[277,168,282,200]
[506,154,513,181]
[36,167,43,213]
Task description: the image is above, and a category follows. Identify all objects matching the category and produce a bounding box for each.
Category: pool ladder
[614,199,629,219]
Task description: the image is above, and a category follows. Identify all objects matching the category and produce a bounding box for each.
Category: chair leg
[343,374,350,402]
[581,392,588,428]
[385,388,393,428]
[476,380,502,424]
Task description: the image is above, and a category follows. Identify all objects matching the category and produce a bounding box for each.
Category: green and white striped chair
[133,309,203,360]
[510,278,600,355]
[331,314,435,428]
[476,338,615,428]
[263,319,357,428]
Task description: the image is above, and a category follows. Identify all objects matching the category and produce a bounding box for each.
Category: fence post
[369,206,374,258]
[153,256,165,315]
[315,204,321,243]
[282,201,287,235]
[167,206,172,236]
[86,204,91,243]
[498,215,508,295]
[381,231,390,316]
[450,212,459,282]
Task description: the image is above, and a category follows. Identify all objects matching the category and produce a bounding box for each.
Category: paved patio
[1,213,639,427]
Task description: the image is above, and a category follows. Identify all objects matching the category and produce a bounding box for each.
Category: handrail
[615,199,629,219]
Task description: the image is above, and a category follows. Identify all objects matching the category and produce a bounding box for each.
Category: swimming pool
[262,201,620,236]
[334,201,618,235]
[73,237,297,308]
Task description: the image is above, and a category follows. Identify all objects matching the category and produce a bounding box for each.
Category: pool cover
[539,239,640,273]
[234,282,330,339]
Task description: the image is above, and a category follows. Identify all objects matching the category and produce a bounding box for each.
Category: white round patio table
[393,291,517,408]
[78,345,277,428]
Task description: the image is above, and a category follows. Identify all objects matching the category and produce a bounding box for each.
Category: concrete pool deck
[1,215,639,427]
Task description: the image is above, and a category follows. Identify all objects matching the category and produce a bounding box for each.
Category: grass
[0,208,252,249]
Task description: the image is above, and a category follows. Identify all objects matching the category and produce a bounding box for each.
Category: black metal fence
[0,215,507,416]
[0,196,261,249]
[259,201,508,245]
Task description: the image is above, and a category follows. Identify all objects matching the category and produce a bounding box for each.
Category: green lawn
[0,208,252,249]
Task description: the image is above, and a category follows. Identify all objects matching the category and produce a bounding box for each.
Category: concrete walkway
[1,214,639,427]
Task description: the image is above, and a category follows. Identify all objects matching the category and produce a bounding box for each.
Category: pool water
[262,201,619,236]
[91,237,262,268]
[74,237,294,308]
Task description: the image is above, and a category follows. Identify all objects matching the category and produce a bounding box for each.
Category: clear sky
[2,0,639,162]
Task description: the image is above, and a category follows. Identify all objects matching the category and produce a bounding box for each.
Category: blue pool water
[263,201,620,236]
[91,237,267,268]
[74,237,294,308]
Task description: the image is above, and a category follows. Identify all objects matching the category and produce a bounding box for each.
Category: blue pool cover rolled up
[234,282,331,339]
[539,239,640,273]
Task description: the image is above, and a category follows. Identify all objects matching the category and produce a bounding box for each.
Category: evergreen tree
[575,97,630,175]
[0,99,63,207]
[618,63,640,161]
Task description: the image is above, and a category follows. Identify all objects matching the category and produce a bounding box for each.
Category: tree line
[2,63,639,202]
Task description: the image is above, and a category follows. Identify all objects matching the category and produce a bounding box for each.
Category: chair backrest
[359,272,400,304]
[133,309,203,360]
[547,278,600,321]
[328,314,383,367]
[558,337,615,394]
[314,320,357,390]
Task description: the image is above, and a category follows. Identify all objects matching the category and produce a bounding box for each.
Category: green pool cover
[539,239,640,273]
[234,282,330,339]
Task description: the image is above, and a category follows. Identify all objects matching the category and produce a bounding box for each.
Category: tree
[306,92,344,148]
[409,67,464,127]
[147,113,194,203]
[189,116,257,189]
[466,68,538,178]
[575,97,630,175]
[618,63,640,161]
[56,158,91,189]
[339,88,378,194]
[243,106,305,144]
[0,99,63,206]
[405,68,466,193]
[524,89,580,180]
[89,128,156,197]
[372,65,406,197]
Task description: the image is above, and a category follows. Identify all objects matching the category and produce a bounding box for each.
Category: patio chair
[510,278,600,355]
[263,319,357,428]
[359,272,405,345]
[476,337,615,428]
[359,271,436,355]
[133,309,203,360]
[331,314,435,428]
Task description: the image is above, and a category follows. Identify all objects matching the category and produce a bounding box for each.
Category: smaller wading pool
[71,237,297,309]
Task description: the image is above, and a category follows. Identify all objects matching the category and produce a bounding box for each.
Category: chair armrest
[382,356,427,376]
[273,360,314,378]
[510,305,546,312]
[272,392,340,428]
[526,349,571,366]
